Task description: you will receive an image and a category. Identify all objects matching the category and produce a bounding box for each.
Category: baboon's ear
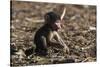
[44,14,50,22]
[45,15,49,20]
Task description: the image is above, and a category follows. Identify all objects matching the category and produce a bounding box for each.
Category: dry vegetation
[10,1,96,66]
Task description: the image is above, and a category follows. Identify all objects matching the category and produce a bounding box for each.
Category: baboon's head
[44,12,62,30]
[44,12,60,23]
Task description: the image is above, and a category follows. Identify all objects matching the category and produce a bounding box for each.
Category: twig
[60,7,66,20]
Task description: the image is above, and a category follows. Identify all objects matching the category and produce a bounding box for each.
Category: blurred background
[10,0,96,66]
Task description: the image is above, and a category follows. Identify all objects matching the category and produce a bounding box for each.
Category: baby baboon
[34,11,69,56]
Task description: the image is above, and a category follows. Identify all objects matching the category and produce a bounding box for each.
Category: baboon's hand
[63,45,70,54]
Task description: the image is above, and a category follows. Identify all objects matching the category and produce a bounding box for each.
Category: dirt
[10,0,96,66]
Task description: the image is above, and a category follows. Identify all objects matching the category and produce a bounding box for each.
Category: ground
[10,1,96,66]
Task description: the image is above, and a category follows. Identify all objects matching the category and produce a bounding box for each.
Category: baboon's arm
[53,31,69,53]
[47,31,61,48]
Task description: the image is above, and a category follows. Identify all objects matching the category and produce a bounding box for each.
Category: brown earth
[10,1,96,66]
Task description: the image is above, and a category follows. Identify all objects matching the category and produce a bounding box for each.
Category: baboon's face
[51,20,62,31]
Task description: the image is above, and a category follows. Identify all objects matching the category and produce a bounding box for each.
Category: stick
[60,7,66,20]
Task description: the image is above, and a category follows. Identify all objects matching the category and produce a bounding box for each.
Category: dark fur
[34,12,61,56]
[34,24,52,56]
